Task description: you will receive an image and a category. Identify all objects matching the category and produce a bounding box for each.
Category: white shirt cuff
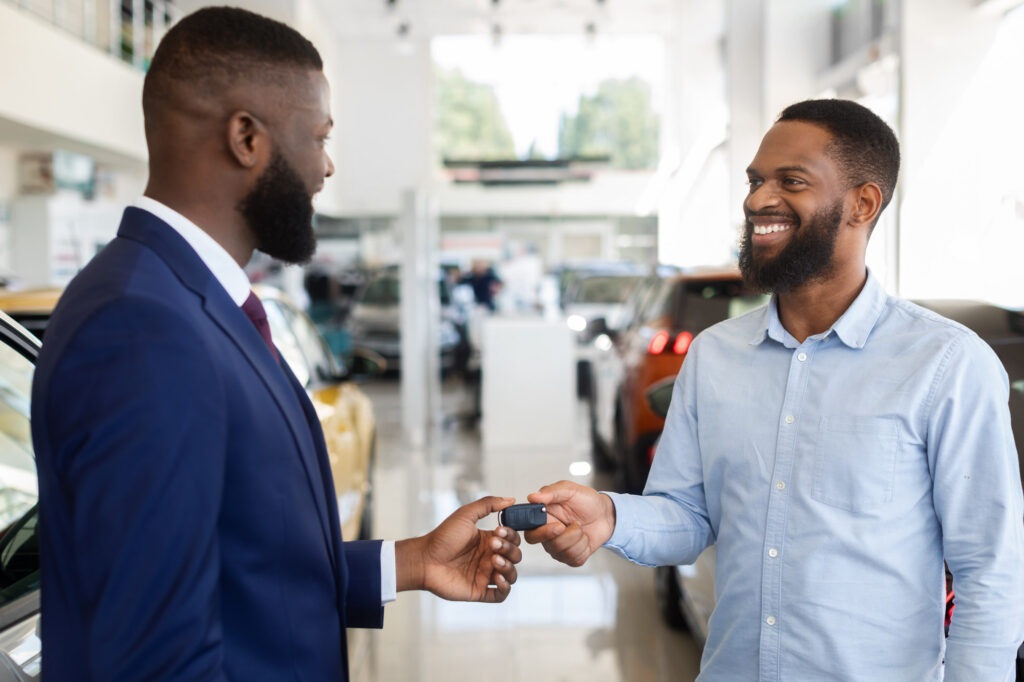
[381,540,397,604]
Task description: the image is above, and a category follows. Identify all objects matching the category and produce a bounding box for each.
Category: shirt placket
[758,340,816,681]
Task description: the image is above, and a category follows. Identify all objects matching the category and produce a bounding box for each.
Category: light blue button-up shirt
[605,272,1024,681]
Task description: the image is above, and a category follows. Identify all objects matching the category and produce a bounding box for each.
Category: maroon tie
[241,291,279,361]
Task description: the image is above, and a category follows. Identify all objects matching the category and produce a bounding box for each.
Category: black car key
[498,503,547,531]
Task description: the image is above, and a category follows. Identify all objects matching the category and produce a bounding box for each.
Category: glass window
[0,333,39,609]
[360,277,400,306]
[262,301,311,387]
[279,304,338,386]
[0,343,37,531]
[572,276,642,304]
[672,280,768,336]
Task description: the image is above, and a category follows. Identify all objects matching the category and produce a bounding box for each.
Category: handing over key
[522,481,617,567]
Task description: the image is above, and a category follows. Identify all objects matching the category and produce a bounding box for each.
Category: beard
[738,200,843,294]
[238,150,317,265]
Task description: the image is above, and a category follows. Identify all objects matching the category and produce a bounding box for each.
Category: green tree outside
[558,77,660,169]
[435,67,516,161]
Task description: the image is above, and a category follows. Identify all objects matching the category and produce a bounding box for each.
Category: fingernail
[491,538,502,550]
[495,556,506,567]
[497,528,508,538]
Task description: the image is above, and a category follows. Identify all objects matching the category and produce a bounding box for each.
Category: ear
[225,110,268,169]
[848,182,883,230]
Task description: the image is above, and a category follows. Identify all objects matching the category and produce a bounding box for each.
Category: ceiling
[313,0,678,39]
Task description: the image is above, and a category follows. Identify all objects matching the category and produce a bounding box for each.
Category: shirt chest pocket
[811,416,901,514]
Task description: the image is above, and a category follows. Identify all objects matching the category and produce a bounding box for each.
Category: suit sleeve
[341,539,385,628]
[41,298,229,680]
[928,334,1024,681]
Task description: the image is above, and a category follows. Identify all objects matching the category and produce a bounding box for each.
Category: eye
[746,178,763,193]
[782,177,805,188]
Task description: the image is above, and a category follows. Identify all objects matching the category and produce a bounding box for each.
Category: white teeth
[753,223,793,235]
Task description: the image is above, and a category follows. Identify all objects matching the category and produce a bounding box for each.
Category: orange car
[588,270,766,492]
[0,285,379,541]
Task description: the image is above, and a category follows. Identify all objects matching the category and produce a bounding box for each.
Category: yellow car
[0,285,378,541]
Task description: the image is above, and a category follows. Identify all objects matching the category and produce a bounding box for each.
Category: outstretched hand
[396,496,522,603]
[523,480,616,567]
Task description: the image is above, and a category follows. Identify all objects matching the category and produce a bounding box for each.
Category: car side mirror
[645,381,674,419]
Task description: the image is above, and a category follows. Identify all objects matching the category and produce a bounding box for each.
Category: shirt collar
[133,196,252,306]
[749,269,888,350]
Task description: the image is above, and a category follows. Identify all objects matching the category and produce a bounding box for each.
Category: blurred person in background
[526,99,1024,681]
[461,258,503,311]
[31,8,521,681]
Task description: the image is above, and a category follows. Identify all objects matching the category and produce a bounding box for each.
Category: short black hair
[143,6,322,114]
[777,99,900,217]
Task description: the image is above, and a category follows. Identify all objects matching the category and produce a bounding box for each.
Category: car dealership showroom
[1,0,1024,680]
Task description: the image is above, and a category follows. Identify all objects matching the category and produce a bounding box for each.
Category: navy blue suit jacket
[31,208,383,680]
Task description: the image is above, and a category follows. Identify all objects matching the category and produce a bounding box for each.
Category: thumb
[528,480,583,506]
[457,496,516,522]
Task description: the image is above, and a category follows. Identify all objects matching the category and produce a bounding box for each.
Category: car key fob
[498,503,547,530]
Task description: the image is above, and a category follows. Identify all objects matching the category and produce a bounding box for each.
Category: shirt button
[776,481,786,490]
[766,616,776,626]
[797,352,807,361]
[785,415,795,424]
[768,548,778,558]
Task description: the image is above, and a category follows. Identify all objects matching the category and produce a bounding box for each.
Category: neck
[775,264,868,344]
[143,180,255,268]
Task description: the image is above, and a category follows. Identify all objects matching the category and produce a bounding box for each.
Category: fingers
[526,480,582,506]
[523,521,565,545]
[489,533,523,567]
[496,526,521,547]
[482,570,512,603]
[542,522,593,567]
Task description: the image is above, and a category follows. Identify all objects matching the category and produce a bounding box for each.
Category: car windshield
[572,276,642,304]
[672,279,767,336]
[360,277,400,306]
[0,342,36,531]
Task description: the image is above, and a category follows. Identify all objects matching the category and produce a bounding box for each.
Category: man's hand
[396,496,522,603]
[523,481,616,567]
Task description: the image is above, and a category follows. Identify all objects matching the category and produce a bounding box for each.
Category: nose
[744,181,780,215]
[324,152,335,179]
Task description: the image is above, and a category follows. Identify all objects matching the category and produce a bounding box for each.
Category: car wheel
[655,565,688,631]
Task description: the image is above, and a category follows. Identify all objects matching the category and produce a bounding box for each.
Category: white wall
[0,3,146,164]
[899,1,1024,307]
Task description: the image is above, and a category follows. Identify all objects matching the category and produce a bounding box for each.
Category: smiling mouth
[752,223,793,235]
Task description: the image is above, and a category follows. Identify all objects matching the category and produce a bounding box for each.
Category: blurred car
[345,267,464,374]
[0,286,379,542]
[562,267,645,398]
[587,269,766,491]
[0,311,43,680]
[252,285,379,541]
[0,288,62,341]
[652,299,1024,677]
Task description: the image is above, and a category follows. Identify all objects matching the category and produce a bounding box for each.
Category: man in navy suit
[31,7,522,680]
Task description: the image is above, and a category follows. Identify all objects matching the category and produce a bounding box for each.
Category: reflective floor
[349,377,702,682]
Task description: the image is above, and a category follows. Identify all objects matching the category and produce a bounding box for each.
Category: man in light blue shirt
[526,99,1024,680]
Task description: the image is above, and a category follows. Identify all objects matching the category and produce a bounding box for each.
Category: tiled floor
[349,377,702,682]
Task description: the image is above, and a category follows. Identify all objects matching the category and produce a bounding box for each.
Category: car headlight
[566,314,587,332]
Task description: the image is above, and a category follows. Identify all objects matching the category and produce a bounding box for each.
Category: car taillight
[673,331,693,355]
[648,331,670,354]
[648,330,693,355]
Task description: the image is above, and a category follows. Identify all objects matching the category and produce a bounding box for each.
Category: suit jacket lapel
[117,209,338,571]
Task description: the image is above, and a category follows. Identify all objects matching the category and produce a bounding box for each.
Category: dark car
[346,268,463,374]
[0,311,43,680]
[652,298,1024,677]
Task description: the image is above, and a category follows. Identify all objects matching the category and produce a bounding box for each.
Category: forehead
[748,120,837,177]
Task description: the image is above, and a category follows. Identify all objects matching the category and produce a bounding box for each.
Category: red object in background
[648,331,670,355]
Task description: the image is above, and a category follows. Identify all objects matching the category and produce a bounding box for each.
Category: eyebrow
[750,163,812,173]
